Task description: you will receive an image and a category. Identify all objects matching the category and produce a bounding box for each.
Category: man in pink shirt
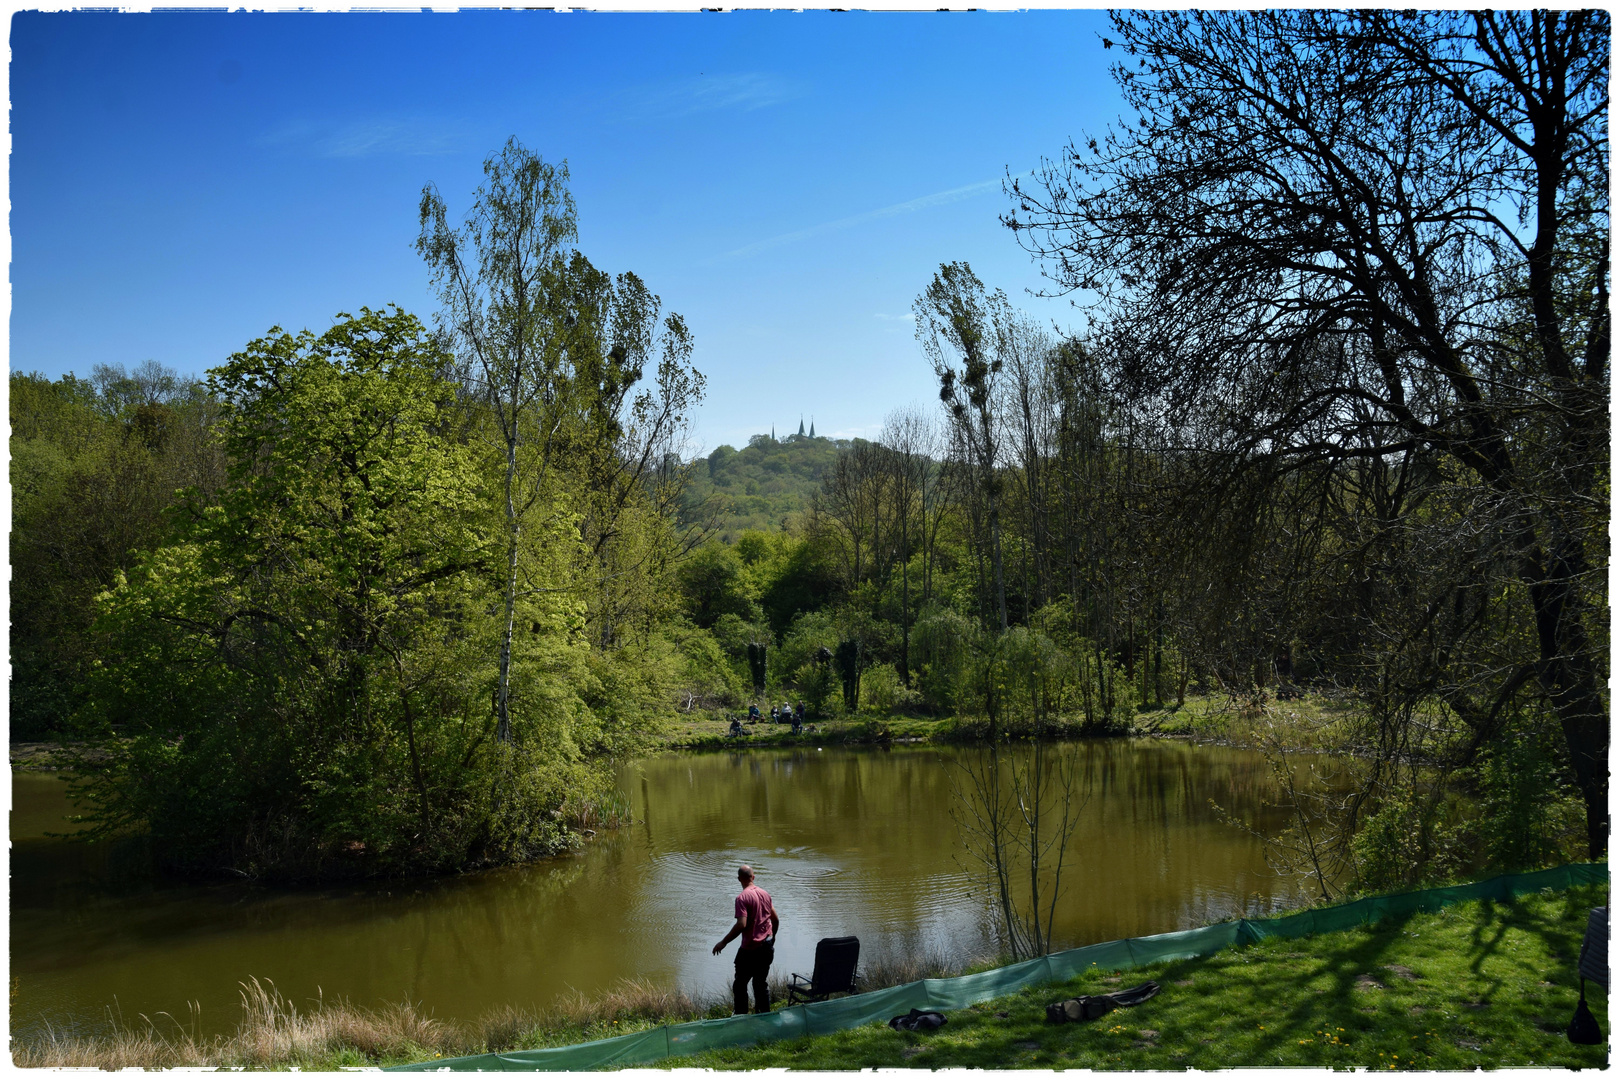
[712,864,781,1014]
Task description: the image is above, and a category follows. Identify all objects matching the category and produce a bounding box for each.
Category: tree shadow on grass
[646,885,1610,1071]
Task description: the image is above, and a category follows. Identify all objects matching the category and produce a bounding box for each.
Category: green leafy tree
[675,540,761,629]
[10,368,225,737]
[76,308,582,878]
[417,139,578,745]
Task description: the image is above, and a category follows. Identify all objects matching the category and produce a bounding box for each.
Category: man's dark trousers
[733,941,774,1014]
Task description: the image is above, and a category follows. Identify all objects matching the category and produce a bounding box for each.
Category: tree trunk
[900,508,912,687]
[1525,534,1609,859]
[495,435,520,744]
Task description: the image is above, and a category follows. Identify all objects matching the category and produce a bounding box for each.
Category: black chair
[788,936,860,1004]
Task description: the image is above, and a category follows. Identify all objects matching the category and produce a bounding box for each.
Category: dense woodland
[9,11,1608,889]
[687,427,844,541]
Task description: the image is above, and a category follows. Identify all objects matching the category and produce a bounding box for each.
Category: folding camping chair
[787,936,861,1005]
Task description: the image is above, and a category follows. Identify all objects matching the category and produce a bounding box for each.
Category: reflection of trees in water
[630,741,1352,953]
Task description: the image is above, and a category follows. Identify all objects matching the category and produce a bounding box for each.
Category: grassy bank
[15,883,1604,1069]
[649,882,1608,1071]
[660,691,1362,753]
[11,949,980,1069]
[660,712,951,750]
[11,692,1357,769]
[1140,692,1365,753]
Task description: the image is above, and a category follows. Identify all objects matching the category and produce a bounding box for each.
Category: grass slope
[644,882,1610,1071]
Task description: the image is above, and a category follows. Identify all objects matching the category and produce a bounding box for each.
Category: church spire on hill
[809,417,816,438]
[797,416,805,437]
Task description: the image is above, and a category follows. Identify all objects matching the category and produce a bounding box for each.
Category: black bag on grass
[1568,980,1602,1045]
[1047,996,1114,1023]
[889,1008,947,1032]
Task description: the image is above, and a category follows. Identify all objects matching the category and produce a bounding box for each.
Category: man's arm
[770,908,781,938]
[713,915,747,955]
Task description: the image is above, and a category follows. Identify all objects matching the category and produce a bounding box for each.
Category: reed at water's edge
[12,948,993,1069]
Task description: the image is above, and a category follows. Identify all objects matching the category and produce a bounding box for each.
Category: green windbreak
[390,862,1608,1071]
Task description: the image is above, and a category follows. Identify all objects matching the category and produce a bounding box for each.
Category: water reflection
[11,740,1338,1038]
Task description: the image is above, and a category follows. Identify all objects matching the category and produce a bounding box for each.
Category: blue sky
[10,9,1121,453]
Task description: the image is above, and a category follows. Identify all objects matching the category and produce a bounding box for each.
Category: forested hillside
[680,432,844,540]
[11,363,226,739]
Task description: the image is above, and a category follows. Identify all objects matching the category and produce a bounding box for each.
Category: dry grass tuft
[477,1003,543,1053]
[13,978,472,1070]
[538,975,711,1029]
[14,1024,193,1069]
[860,945,985,988]
[230,977,454,1065]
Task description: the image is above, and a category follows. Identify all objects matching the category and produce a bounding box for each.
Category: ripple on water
[629,846,978,942]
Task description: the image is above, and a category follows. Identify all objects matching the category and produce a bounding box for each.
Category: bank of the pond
[10,693,1357,769]
[11,949,982,1069]
[661,713,953,750]
[661,691,1364,754]
[23,874,1596,1069]
[647,880,1609,1072]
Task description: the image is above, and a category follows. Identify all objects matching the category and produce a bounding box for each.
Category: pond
[11,739,1340,1039]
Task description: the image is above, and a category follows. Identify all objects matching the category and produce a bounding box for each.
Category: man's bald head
[738,865,754,884]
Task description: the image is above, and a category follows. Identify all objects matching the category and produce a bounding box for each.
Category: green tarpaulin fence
[391,862,1608,1071]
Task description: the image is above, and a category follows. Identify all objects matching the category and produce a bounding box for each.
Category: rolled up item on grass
[1046,981,1161,1023]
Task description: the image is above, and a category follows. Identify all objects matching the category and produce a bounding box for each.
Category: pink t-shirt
[735,884,776,949]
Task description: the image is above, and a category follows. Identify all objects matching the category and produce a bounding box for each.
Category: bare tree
[952,741,1090,960]
[1008,10,1610,856]
[995,315,1058,619]
[879,408,935,686]
[815,439,883,589]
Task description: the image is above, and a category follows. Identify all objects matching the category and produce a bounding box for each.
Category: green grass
[639,883,1609,1070]
[1141,692,1364,752]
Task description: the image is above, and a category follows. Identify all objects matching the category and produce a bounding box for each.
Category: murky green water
[11,740,1337,1038]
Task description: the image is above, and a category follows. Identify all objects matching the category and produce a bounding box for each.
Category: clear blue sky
[10,9,1121,454]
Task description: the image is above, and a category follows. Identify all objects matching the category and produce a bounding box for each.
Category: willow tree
[1008,10,1610,856]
